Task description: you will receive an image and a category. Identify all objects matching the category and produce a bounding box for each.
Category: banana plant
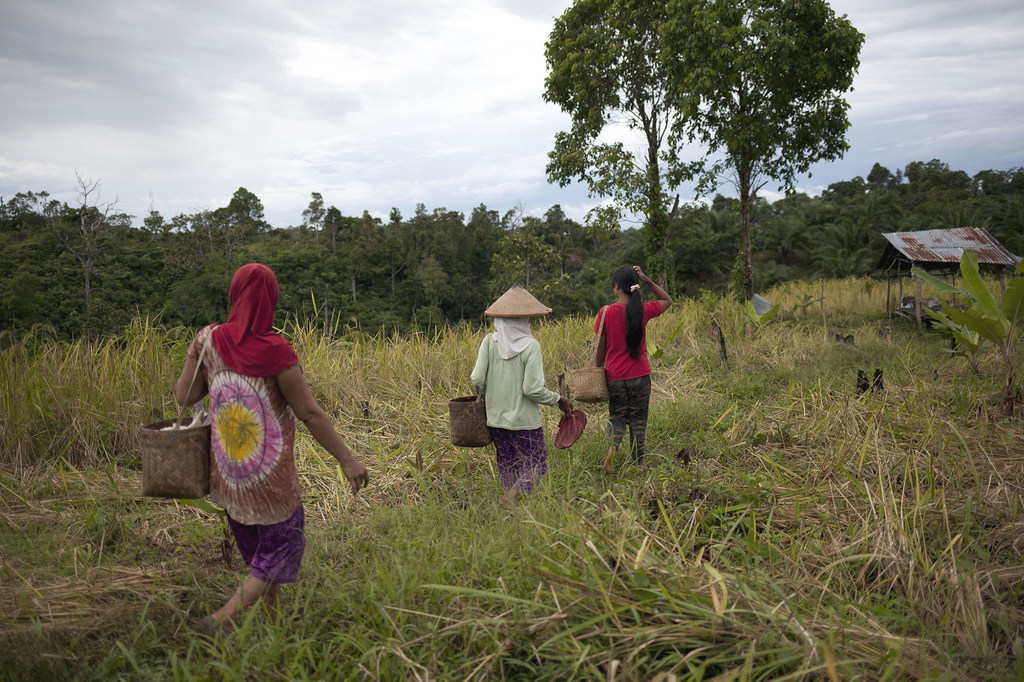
[744,298,779,331]
[913,251,1024,417]
[783,286,823,316]
[648,316,686,360]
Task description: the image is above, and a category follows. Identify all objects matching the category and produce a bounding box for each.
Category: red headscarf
[211,263,299,377]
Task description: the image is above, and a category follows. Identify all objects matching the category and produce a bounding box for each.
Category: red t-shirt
[595,301,664,381]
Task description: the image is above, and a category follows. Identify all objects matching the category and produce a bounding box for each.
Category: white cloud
[0,0,1022,226]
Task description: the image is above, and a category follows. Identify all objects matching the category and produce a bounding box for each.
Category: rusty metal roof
[878,227,1021,270]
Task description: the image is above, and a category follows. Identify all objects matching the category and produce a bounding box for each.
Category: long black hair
[612,267,643,359]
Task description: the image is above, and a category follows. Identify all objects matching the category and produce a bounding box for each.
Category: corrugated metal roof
[878,227,1021,269]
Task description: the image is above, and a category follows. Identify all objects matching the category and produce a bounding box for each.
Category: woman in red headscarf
[174,263,369,636]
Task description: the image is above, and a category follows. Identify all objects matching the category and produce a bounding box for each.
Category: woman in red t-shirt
[595,265,672,474]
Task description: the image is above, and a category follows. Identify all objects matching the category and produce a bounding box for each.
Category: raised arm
[634,265,672,312]
[277,364,369,494]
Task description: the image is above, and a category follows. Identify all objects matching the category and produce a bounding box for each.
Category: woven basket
[449,396,492,447]
[572,367,609,403]
[140,419,211,498]
[573,305,610,403]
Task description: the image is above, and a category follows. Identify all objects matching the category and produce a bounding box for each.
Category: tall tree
[543,0,687,287]
[662,0,863,298]
[302,191,326,247]
[49,173,121,314]
[213,187,267,277]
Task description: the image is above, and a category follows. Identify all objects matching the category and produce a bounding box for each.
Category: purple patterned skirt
[226,504,306,584]
[490,427,548,493]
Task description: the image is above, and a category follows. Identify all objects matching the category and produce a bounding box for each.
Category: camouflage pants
[606,374,651,463]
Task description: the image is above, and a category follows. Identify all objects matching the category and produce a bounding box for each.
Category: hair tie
[630,284,640,293]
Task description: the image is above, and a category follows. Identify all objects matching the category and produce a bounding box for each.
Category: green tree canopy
[543,0,688,287]
[661,0,863,298]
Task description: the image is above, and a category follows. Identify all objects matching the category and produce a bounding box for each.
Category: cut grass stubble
[1,276,1022,679]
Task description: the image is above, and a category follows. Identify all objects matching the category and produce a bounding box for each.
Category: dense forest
[2,159,1022,338]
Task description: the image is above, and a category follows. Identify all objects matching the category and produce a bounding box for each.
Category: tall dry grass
[2,276,1023,679]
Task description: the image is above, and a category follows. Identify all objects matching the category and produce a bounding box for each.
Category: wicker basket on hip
[572,305,610,403]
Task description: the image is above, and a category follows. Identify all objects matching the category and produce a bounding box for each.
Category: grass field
[2,277,1023,680]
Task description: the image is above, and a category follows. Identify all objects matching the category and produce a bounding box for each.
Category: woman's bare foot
[603,446,615,476]
[197,615,230,639]
[499,488,519,507]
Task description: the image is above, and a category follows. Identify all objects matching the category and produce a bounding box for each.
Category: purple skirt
[227,504,305,584]
[490,427,548,493]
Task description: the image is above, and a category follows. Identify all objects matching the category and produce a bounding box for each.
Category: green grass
[2,277,1023,680]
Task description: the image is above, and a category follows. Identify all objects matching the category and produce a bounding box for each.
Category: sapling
[783,286,824,316]
[913,251,1024,417]
[744,298,778,333]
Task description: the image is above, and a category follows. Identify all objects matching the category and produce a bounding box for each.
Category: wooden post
[715,323,728,363]
[820,276,825,324]
[999,266,1006,294]
[898,261,903,304]
[886,268,892,321]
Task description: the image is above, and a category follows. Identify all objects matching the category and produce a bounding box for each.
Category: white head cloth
[492,317,534,360]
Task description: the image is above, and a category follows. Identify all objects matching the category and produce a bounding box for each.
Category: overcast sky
[1,0,1022,228]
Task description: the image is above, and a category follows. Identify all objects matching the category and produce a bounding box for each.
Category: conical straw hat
[484,284,552,317]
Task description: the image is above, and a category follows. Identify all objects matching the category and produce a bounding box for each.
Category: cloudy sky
[1,0,1022,228]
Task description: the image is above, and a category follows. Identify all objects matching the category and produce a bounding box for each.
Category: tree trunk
[84,265,92,313]
[644,128,670,290]
[739,163,754,300]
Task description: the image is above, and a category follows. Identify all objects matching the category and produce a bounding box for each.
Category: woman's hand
[558,395,573,416]
[339,458,370,495]
[633,264,672,310]
[278,364,371,495]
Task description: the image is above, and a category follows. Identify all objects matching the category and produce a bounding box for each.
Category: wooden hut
[877,227,1021,327]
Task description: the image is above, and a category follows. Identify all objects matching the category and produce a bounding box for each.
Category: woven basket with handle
[572,305,610,403]
[140,330,213,498]
[140,418,210,497]
[449,395,492,447]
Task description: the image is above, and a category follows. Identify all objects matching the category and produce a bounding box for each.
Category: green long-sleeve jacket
[470,334,560,430]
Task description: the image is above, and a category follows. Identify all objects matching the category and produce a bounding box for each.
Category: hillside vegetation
[1,277,1023,680]
[3,160,1022,339]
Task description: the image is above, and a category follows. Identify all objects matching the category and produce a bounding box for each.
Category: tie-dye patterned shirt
[188,325,301,525]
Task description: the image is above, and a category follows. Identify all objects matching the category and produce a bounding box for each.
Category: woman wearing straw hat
[175,263,369,636]
[471,284,573,504]
[596,265,672,474]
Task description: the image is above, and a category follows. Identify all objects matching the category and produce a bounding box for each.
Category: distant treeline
[2,160,1022,338]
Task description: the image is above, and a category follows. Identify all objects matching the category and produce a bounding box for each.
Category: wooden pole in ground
[820,276,825,326]
[886,268,892,321]
[898,261,903,304]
